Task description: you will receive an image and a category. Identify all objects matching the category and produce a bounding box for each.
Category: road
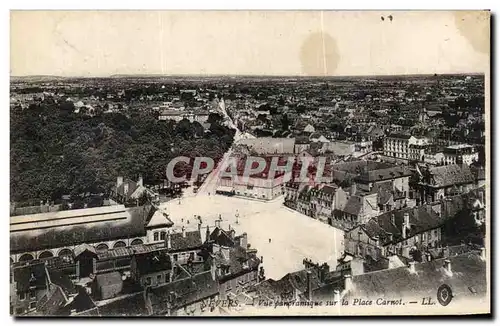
[195,98,242,197]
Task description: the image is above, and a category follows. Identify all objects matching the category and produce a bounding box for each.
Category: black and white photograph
[9,10,490,316]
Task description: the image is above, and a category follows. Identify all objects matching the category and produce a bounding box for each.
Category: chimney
[205,225,210,243]
[402,212,409,239]
[443,259,452,274]
[350,183,357,196]
[166,231,172,249]
[240,232,248,249]
[137,176,143,187]
[198,222,202,233]
[117,176,123,187]
[408,261,416,273]
[182,226,186,238]
[170,262,176,282]
[343,274,353,292]
[210,256,217,281]
[390,214,395,226]
[333,289,340,304]
[480,247,486,261]
[215,219,221,229]
[124,182,129,196]
[306,270,313,301]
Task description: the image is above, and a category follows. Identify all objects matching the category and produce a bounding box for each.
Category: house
[165,227,204,265]
[130,249,172,288]
[92,272,123,300]
[443,144,479,166]
[145,270,219,316]
[309,184,338,223]
[209,243,261,300]
[218,156,291,201]
[321,141,356,157]
[11,261,77,316]
[383,134,429,160]
[11,262,47,315]
[341,251,487,311]
[237,137,295,155]
[416,164,476,204]
[112,176,158,205]
[332,184,380,227]
[37,268,78,316]
[251,259,333,303]
[74,244,98,279]
[303,124,316,134]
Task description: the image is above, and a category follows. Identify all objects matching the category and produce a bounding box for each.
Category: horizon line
[10,72,485,79]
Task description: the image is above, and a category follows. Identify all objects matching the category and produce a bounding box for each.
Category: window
[157,274,162,283]
[29,289,36,299]
[173,254,178,261]
[29,302,36,310]
[160,231,166,241]
[19,292,26,301]
[145,277,151,286]
[189,252,195,261]
[154,232,159,241]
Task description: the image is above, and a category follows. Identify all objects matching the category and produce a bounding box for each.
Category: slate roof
[115,179,140,199]
[74,243,97,257]
[37,285,67,316]
[341,196,364,216]
[168,230,203,252]
[10,205,155,254]
[97,243,164,260]
[134,250,171,275]
[209,227,235,247]
[96,292,148,316]
[373,182,394,205]
[47,268,77,296]
[429,164,475,188]
[357,166,412,183]
[441,186,486,219]
[375,205,445,245]
[95,271,123,288]
[362,219,387,239]
[13,261,47,293]
[148,270,219,314]
[253,268,324,300]
[347,252,487,301]
[215,245,260,281]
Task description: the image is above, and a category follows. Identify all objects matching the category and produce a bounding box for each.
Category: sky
[10,10,490,77]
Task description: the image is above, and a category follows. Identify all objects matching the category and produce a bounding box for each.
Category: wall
[11,236,147,264]
[141,270,170,288]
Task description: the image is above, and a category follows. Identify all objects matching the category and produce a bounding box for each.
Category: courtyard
[159,194,344,280]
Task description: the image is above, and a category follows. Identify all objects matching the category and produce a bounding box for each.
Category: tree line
[10,100,234,204]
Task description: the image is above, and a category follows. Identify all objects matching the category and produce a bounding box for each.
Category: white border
[2,1,497,325]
